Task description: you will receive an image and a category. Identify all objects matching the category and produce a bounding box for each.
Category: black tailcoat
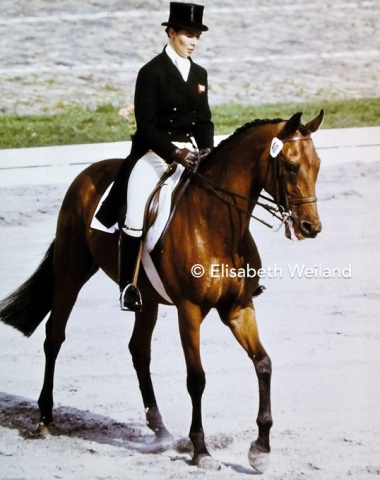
[96,47,214,227]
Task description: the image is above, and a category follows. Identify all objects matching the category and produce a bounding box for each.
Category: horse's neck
[190,125,277,241]
[201,125,275,203]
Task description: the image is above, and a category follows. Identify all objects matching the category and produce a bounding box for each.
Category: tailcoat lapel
[161,51,200,110]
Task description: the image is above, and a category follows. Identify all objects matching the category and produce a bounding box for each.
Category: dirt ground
[1,149,379,480]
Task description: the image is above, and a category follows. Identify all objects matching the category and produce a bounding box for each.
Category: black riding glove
[198,148,213,160]
[171,148,198,168]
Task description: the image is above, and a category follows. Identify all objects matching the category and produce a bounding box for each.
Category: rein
[193,135,317,230]
[192,171,278,228]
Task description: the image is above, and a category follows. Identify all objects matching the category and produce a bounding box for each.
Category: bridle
[272,136,317,213]
[192,135,317,230]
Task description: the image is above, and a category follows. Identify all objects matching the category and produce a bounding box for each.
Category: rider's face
[169,28,201,58]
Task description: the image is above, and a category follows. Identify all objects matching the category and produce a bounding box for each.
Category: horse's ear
[304,109,324,134]
[279,112,303,139]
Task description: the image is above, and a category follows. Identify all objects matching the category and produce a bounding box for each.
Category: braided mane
[211,117,285,156]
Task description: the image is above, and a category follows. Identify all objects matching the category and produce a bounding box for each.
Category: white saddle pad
[90,164,186,304]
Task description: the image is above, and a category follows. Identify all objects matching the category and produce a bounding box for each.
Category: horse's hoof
[153,431,175,452]
[193,454,222,471]
[36,421,52,437]
[248,441,270,473]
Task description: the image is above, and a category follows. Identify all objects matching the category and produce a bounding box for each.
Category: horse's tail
[0,241,55,337]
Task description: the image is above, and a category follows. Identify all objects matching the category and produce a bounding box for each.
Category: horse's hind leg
[128,301,173,445]
[219,302,272,472]
[38,276,89,426]
[38,234,98,426]
[38,284,79,425]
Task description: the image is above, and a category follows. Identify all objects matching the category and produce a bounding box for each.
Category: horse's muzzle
[286,216,322,240]
[299,219,322,238]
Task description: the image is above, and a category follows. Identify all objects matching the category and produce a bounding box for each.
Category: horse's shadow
[0,391,258,475]
[0,391,170,452]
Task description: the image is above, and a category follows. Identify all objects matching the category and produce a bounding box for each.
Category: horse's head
[265,110,324,240]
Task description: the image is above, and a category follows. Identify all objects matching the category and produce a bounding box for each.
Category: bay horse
[0,111,323,471]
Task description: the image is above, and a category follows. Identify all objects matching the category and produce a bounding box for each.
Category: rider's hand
[171,148,198,168]
[198,148,212,160]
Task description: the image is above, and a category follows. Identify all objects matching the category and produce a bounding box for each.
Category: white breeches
[124,142,194,237]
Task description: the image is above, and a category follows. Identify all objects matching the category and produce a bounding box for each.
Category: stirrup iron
[120,284,143,312]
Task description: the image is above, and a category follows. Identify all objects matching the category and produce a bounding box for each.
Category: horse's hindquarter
[59,159,122,224]
[55,159,123,282]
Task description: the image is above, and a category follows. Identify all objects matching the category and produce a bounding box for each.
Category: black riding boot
[118,230,143,312]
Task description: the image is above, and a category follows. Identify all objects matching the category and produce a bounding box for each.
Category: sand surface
[0,138,379,479]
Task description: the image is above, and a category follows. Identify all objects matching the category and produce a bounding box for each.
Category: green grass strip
[0,98,378,149]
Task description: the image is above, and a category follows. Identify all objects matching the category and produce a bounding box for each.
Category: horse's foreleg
[128,302,172,443]
[178,303,220,470]
[38,277,83,426]
[221,302,272,471]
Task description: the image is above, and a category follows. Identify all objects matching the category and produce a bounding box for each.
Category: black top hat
[162,2,208,32]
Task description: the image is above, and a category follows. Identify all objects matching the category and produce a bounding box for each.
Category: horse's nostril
[300,220,320,238]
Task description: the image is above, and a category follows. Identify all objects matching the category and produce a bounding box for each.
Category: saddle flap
[143,164,186,252]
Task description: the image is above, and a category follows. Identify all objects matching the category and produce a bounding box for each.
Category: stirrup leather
[120,283,143,312]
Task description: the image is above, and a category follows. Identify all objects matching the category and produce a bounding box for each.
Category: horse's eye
[284,162,299,175]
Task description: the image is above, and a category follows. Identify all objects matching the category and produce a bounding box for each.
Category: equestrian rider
[117,3,214,312]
